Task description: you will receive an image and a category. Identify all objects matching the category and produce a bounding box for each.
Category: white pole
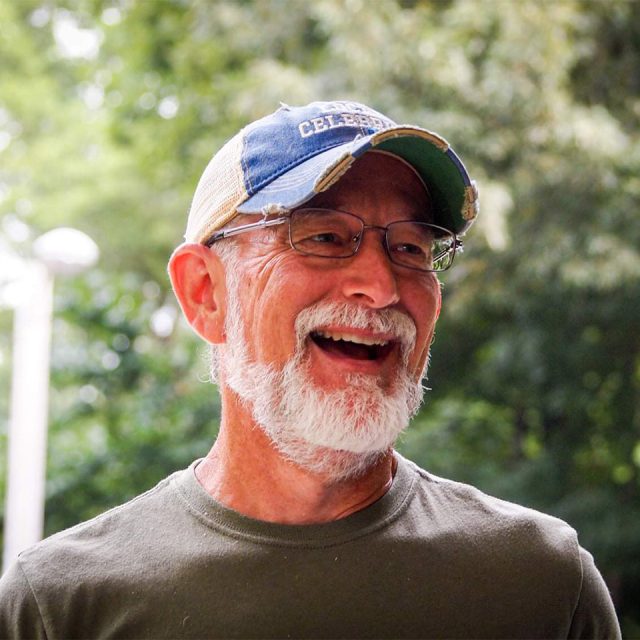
[2,228,98,572]
[2,261,54,571]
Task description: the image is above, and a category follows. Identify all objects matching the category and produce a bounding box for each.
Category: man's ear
[168,243,227,344]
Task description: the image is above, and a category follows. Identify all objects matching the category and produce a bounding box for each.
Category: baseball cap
[185,100,479,244]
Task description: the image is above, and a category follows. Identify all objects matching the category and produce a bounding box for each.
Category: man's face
[226,152,441,390]
[219,152,442,477]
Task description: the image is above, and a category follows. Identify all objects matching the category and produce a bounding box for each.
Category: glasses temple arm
[205,217,288,246]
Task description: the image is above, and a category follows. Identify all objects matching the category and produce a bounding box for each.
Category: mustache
[294,301,417,356]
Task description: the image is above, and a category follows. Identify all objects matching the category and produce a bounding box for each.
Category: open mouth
[309,330,395,362]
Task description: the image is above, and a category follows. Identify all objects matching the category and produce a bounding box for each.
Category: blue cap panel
[240,102,396,198]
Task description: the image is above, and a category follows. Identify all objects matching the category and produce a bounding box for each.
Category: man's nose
[339,232,400,308]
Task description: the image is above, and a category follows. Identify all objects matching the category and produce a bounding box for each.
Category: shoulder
[0,467,193,638]
[406,456,577,541]
[32,468,180,554]
[0,468,184,599]
[399,455,582,582]
[396,455,620,638]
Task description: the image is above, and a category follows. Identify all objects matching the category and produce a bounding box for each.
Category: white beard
[220,280,425,480]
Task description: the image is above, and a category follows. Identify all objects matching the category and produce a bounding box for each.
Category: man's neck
[195,386,396,525]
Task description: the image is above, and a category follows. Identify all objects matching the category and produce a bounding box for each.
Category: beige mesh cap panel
[184,131,248,244]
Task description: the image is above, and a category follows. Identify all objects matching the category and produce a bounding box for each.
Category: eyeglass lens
[289,209,456,272]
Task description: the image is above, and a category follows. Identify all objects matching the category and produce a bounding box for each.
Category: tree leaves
[0,0,638,632]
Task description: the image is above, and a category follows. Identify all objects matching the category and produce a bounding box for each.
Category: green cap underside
[376,137,466,234]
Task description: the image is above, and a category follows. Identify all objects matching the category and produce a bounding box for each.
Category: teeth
[313,330,389,347]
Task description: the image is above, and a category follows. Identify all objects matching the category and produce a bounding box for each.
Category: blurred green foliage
[0,0,639,634]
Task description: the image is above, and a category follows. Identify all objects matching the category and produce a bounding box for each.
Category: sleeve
[0,560,48,640]
[567,548,621,640]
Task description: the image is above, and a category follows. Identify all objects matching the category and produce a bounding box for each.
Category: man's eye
[308,232,343,244]
[394,242,428,256]
[299,230,356,248]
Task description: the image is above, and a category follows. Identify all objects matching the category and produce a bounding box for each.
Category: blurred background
[0,0,639,634]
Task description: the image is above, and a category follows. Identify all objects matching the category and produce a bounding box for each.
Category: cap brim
[237,126,478,235]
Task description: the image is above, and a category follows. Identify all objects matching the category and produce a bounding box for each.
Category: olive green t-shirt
[0,454,620,639]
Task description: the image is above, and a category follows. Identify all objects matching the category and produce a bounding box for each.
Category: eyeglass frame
[204,208,463,273]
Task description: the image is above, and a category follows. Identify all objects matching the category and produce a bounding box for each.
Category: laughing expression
[222,152,442,394]
[310,329,394,361]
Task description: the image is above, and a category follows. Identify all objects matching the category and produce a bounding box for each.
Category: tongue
[314,336,374,361]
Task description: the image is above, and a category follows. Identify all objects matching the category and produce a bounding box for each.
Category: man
[0,101,620,638]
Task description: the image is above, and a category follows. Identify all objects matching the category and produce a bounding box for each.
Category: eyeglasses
[205,208,463,272]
